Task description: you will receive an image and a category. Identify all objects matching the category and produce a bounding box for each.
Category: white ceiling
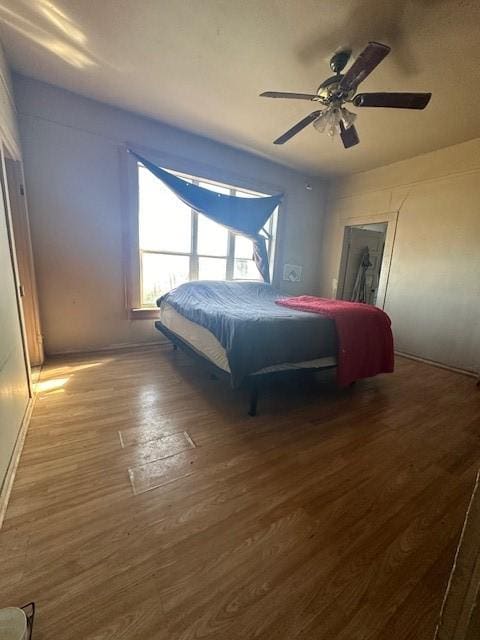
[1,0,479,176]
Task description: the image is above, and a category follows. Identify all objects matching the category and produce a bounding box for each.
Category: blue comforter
[157,281,336,386]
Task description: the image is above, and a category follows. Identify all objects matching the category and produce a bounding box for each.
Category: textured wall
[320,138,480,373]
[14,75,327,354]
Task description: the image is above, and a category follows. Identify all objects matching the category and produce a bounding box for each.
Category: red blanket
[276,296,394,386]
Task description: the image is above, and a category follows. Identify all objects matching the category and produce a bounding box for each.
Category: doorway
[1,153,43,367]
[338,222,387,305]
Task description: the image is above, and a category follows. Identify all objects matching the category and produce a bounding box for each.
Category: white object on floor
[0,607,27,640]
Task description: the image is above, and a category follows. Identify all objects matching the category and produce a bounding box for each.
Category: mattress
[160,302,336,376]
[158,281,338,386]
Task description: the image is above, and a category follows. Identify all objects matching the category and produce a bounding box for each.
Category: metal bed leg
[248,380,258,417]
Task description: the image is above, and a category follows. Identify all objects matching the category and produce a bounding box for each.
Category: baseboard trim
[0,395,35,529]
[46,339,169,358]
[395,351,477,379]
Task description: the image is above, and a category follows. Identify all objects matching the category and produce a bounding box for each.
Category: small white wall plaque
[283,264,303,282]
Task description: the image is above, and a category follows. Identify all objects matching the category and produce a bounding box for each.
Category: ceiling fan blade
[353,92,432,109]
[273,111,322,145]
[340,121,360,149]
[340,42,391,93]
[260,91,318,100]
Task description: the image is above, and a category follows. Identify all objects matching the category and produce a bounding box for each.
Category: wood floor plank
[0,345,479,639]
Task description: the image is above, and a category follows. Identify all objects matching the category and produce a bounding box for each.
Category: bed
[155,281,338,415]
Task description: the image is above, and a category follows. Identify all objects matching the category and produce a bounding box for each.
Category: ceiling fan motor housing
[316,75,355,105]
[329,50,351,74]
[314,50,355,104]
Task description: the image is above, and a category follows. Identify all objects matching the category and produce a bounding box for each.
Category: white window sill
[130,308,160,320]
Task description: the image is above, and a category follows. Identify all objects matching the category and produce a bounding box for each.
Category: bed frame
[155,320,337,416]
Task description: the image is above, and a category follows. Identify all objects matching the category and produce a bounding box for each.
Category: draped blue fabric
[130,151,282,282]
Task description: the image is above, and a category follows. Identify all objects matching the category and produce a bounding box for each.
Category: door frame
[336,210,399,309]
[0,142,35,528]
[0,144,33,387]
[5,157,44,366]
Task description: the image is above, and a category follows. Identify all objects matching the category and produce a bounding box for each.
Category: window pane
[234,189,257,198]
[233,234,261,280]
[234,234,254,260]
[198,181,230,195]
[198,257,227,280]
[138,165,191,253]
[234,259,261,280]
[197,214,228,257]
[141,252,190,305]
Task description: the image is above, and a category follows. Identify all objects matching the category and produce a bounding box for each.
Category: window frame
[124,149,280,316]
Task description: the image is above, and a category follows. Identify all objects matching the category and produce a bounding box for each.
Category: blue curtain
[130,151,282,282]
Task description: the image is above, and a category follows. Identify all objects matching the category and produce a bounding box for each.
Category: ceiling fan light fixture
[313,107,348,138]
[326,108,341,137]
[314,107,355,138]
[313,110,328,133]
[340,107,357,130]
[313,109,340,137]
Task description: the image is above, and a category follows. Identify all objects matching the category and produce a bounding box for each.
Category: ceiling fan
[260,42,431,149]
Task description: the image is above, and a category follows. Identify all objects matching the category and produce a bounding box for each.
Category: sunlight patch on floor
[34,376,69,394]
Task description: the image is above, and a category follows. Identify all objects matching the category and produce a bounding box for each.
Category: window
[137,163,277,307]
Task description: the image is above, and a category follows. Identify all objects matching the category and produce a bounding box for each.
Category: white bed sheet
[160,302,336,375]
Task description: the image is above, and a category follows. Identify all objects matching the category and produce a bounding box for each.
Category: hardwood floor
[1,345,479,639]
